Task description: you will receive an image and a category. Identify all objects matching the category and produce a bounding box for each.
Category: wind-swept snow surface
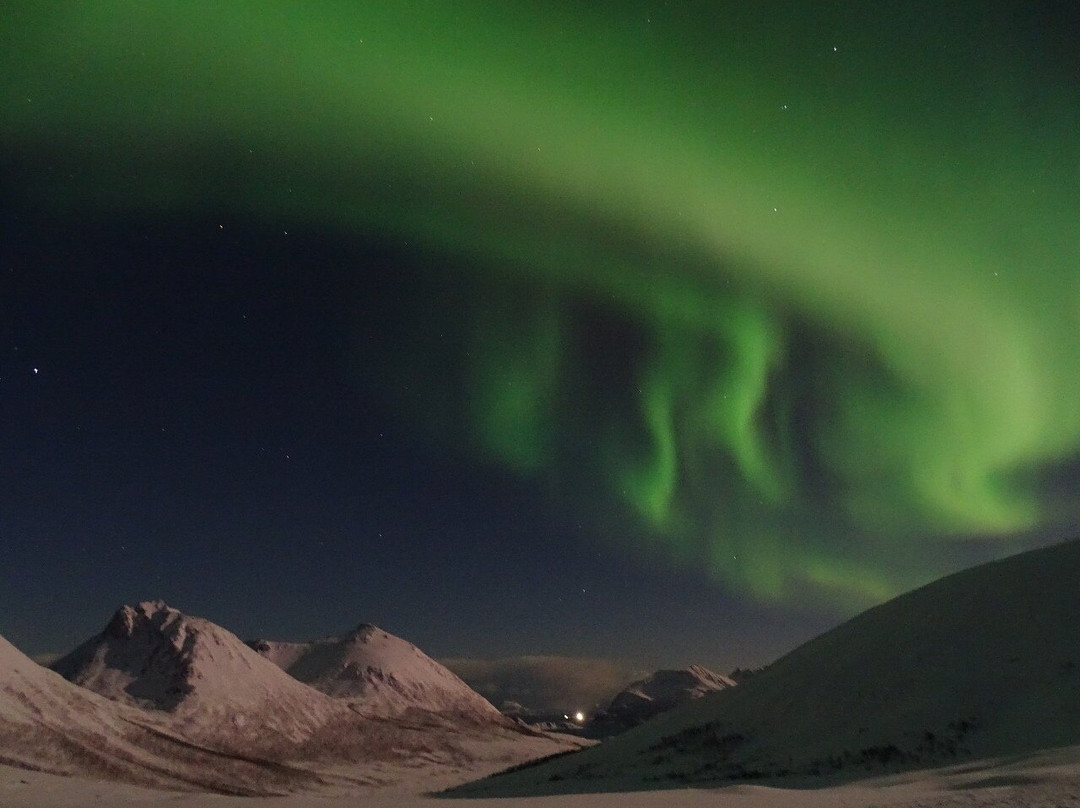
[456,538,1080,796]
[249,624,501,719]
[6,745,1080,807]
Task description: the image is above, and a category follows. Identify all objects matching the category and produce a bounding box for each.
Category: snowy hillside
[588,666,735,736]
[455,538,1080,795]
[249,624,501,719]
[0,632,339,794]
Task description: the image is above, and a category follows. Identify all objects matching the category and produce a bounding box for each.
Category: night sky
[2,3,1078,674]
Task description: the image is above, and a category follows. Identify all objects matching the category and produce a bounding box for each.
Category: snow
[50,601,354,755]
[249,624,501,718]
[590,666,734,735]
[455,538,1080,796]
[622,666,734,701]
[11,539,1080,803]
[0,633,337,794]
[4,745,1080,807]
[35,602,580,793]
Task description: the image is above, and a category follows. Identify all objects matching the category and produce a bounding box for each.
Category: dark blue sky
[2,2,1077,671]
[0,221,835,668]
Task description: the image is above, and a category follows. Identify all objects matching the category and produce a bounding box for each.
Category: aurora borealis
[2,3,1078,658]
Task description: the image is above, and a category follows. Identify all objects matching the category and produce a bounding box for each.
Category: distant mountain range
[496,664,745,737]
[454,538,1080,796]
[586,665,735,737]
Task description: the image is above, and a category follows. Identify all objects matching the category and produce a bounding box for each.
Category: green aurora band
[4,2,1078,608]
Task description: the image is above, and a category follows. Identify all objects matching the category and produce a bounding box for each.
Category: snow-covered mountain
[50,600,354,757]
[248,624,501,719]
[587,665,734,736]
[0,632,332,794]
[43,601,581,792]
[455,537,1080,796]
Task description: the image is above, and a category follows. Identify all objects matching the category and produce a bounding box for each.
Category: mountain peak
[56,600,214,710]
[586,664,734,737]
[345,623,382,641]
[104,600,179,639]
[50,601,352,754]
[251,625,501,719]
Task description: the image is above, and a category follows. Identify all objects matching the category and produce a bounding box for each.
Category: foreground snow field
[4,745,1080,807]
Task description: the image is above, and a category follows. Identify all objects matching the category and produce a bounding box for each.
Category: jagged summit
[50,600,349,753]
[250,624,501,719]
[53,600,216,710]
[104,599,174,639]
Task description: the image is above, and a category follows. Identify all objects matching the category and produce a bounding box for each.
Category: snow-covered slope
[456,538,1080,795]
[44,601,581,792]
[249,624,501,719]
[0,633,334,794]
[588,666,735,736]
[50,601,354,757]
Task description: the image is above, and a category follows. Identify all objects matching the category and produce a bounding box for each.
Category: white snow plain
[4,745,1080,807]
